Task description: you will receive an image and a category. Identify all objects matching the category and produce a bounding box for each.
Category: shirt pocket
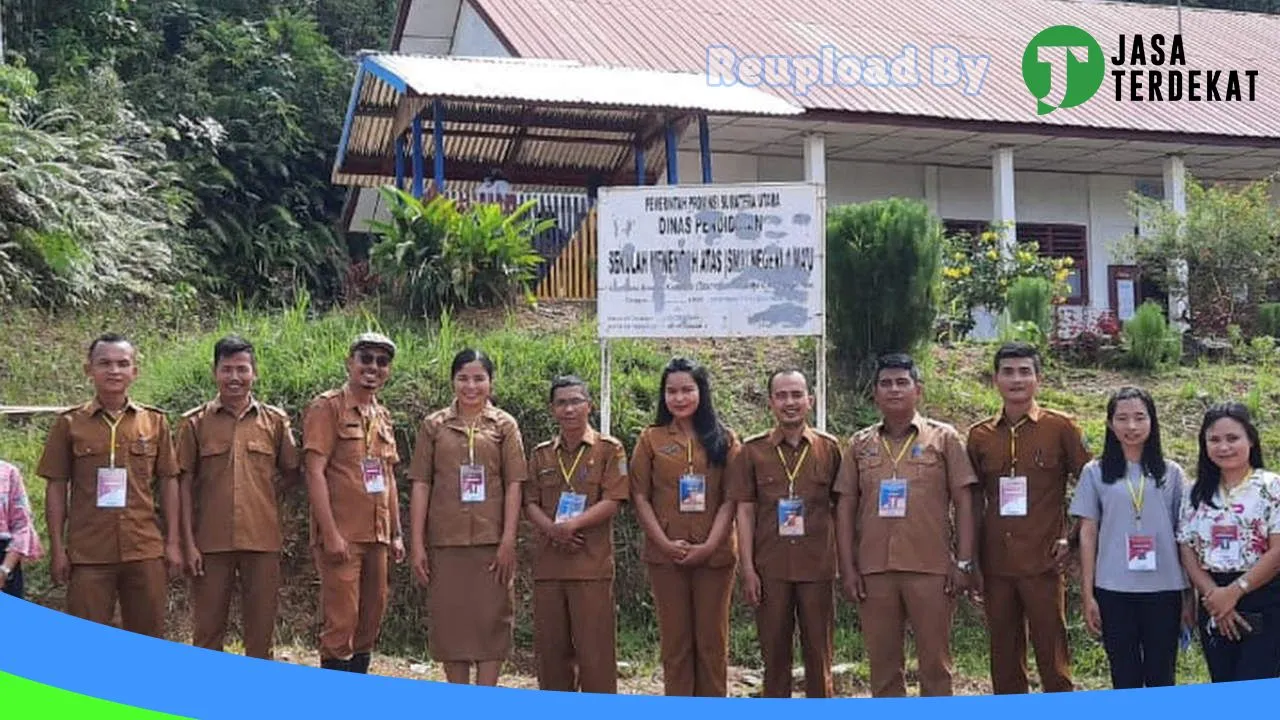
[377,425,398,461]
[246,438,276,478]
[537,467,564,508]
[334,424,365,461]
[129,436,160,479]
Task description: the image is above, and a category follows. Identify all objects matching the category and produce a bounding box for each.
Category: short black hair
[213,335,254,367]
[88,333,133,360]
[993,341,1042,375]
[549,375,590,403]
[875,353,921,384]
[766,368,808,395]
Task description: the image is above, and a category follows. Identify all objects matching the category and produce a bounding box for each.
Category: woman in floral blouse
[1177,403,1280,682]
[0,459,43,600]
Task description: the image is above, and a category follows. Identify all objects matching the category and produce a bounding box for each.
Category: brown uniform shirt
[727,426,842,583]
[630,423,739,568]
[833,413,978,576]
[525,427,630,581]
[36,398,180,565]
[407,401,527,548]
[177,396,300,554]
[302,386,400,546]
[966,402,1092,577]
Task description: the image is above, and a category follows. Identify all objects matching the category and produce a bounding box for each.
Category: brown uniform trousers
[967,402,1092,694]
[727,426,841,698]
[303,386,400,665]
[631,424,739,697]
[526,428,630,693]
[177,396,300,659]
[408,401,527,663]
[835,414,978,698]
[37,398,179,638]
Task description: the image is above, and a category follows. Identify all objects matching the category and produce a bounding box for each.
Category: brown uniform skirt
[427,544,514,662]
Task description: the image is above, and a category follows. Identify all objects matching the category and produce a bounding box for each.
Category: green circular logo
[1022,25,1105,115]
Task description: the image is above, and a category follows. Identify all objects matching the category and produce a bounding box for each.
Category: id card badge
[678,474,706,513]
[878,479,907,518]
[1210,524,1240,566]
[362,458,387,494]
[96,467,127,508]
[555,492,587,523]
[460,464,487,503]
[778,497,805,536]
[1127,534,1157,571]
[998,476,1028,517]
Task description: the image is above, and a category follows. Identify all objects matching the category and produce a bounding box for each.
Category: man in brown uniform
[524,375,629,693]
[966,342,1091,694]
[834,353,977,698]
[177,335,300,659]
[729,368,842,698]
[303,332,405,673]
[38,332,182,638]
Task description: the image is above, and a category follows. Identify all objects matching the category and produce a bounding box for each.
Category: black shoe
[321,657,351,672]
[350,652,371,674]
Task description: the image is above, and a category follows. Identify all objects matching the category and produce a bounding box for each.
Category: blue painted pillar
[698,114,712,183]
[394,136,405,190]
[432,99,445,193]
[664,117,678,185]
[411,116,424,198]
[635,143,645,185]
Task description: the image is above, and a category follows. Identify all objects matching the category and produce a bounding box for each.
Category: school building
[332,0,1280,332]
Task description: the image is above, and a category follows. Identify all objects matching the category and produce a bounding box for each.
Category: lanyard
[685,434,695,475]
[558,444,588,493]
[776,442,810,497]
[465,422,480,465]
[360,401,381,459]
[1124,466,1146,524]
[1007,416,1031,475]
[102,412,124,468]
[880,430,917,478]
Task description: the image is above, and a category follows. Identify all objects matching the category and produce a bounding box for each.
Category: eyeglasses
[358,352,391,368]
[552,397,589,409]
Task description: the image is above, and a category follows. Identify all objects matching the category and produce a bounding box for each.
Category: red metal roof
[469,0,1280,141]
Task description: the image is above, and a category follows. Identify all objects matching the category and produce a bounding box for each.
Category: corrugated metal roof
[333,53,783,187]
[366,53,803,116]
[470,0,1280,140]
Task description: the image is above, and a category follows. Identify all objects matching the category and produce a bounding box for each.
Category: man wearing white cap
[302,332,406,672]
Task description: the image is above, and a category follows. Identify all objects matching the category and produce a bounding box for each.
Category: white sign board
[596,182,824,339]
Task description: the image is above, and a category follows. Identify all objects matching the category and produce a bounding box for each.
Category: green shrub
[826,198,943,392]
[369,188,549,318]
[1006,276,1054,334]
[1258,302,1280,338]
[1123,301,1181,371]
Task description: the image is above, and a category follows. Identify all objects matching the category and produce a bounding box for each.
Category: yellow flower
[962,266,972,276]
[986,250,999,260]
[943,268,961,279]
[981,231,998,244]
[1063,256,1074,266]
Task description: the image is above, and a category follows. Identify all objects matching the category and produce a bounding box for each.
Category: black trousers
[1198,572,1280,683]
[0,539,24,600]
[1094,587,1182,688]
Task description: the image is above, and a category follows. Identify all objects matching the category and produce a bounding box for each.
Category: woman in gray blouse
[1069,386,1192,689]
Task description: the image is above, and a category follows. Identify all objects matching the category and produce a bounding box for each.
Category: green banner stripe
[0,670,192,719]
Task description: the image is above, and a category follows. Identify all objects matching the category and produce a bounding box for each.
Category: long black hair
[655,357,731,467]
[1100,386,1167,487]
[1190,402,1265,509]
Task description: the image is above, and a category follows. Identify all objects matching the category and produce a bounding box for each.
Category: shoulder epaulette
[743,430,771,444]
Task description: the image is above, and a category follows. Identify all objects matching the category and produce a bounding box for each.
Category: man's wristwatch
[1237,577,1251,593]
[956,559,973,573]
[0,566,10,579]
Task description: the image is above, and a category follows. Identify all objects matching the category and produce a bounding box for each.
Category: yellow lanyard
[776,442,810,497]
[1007,416,1030,475]
[685,434,695,475]
[360,402,381,459]
[102,412,124,468]
[880,430,917,478]
[465,421,480,465]
[1124,466,1146,523]
[558,444,588,494]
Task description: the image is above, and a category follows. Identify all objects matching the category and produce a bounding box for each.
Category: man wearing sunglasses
[303,332,406,673]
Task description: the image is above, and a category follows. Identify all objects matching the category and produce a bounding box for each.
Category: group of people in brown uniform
[25,330,1183,697]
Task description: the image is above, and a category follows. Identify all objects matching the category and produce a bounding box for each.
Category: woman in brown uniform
[631,356,740,697]
[408,349,527,686]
